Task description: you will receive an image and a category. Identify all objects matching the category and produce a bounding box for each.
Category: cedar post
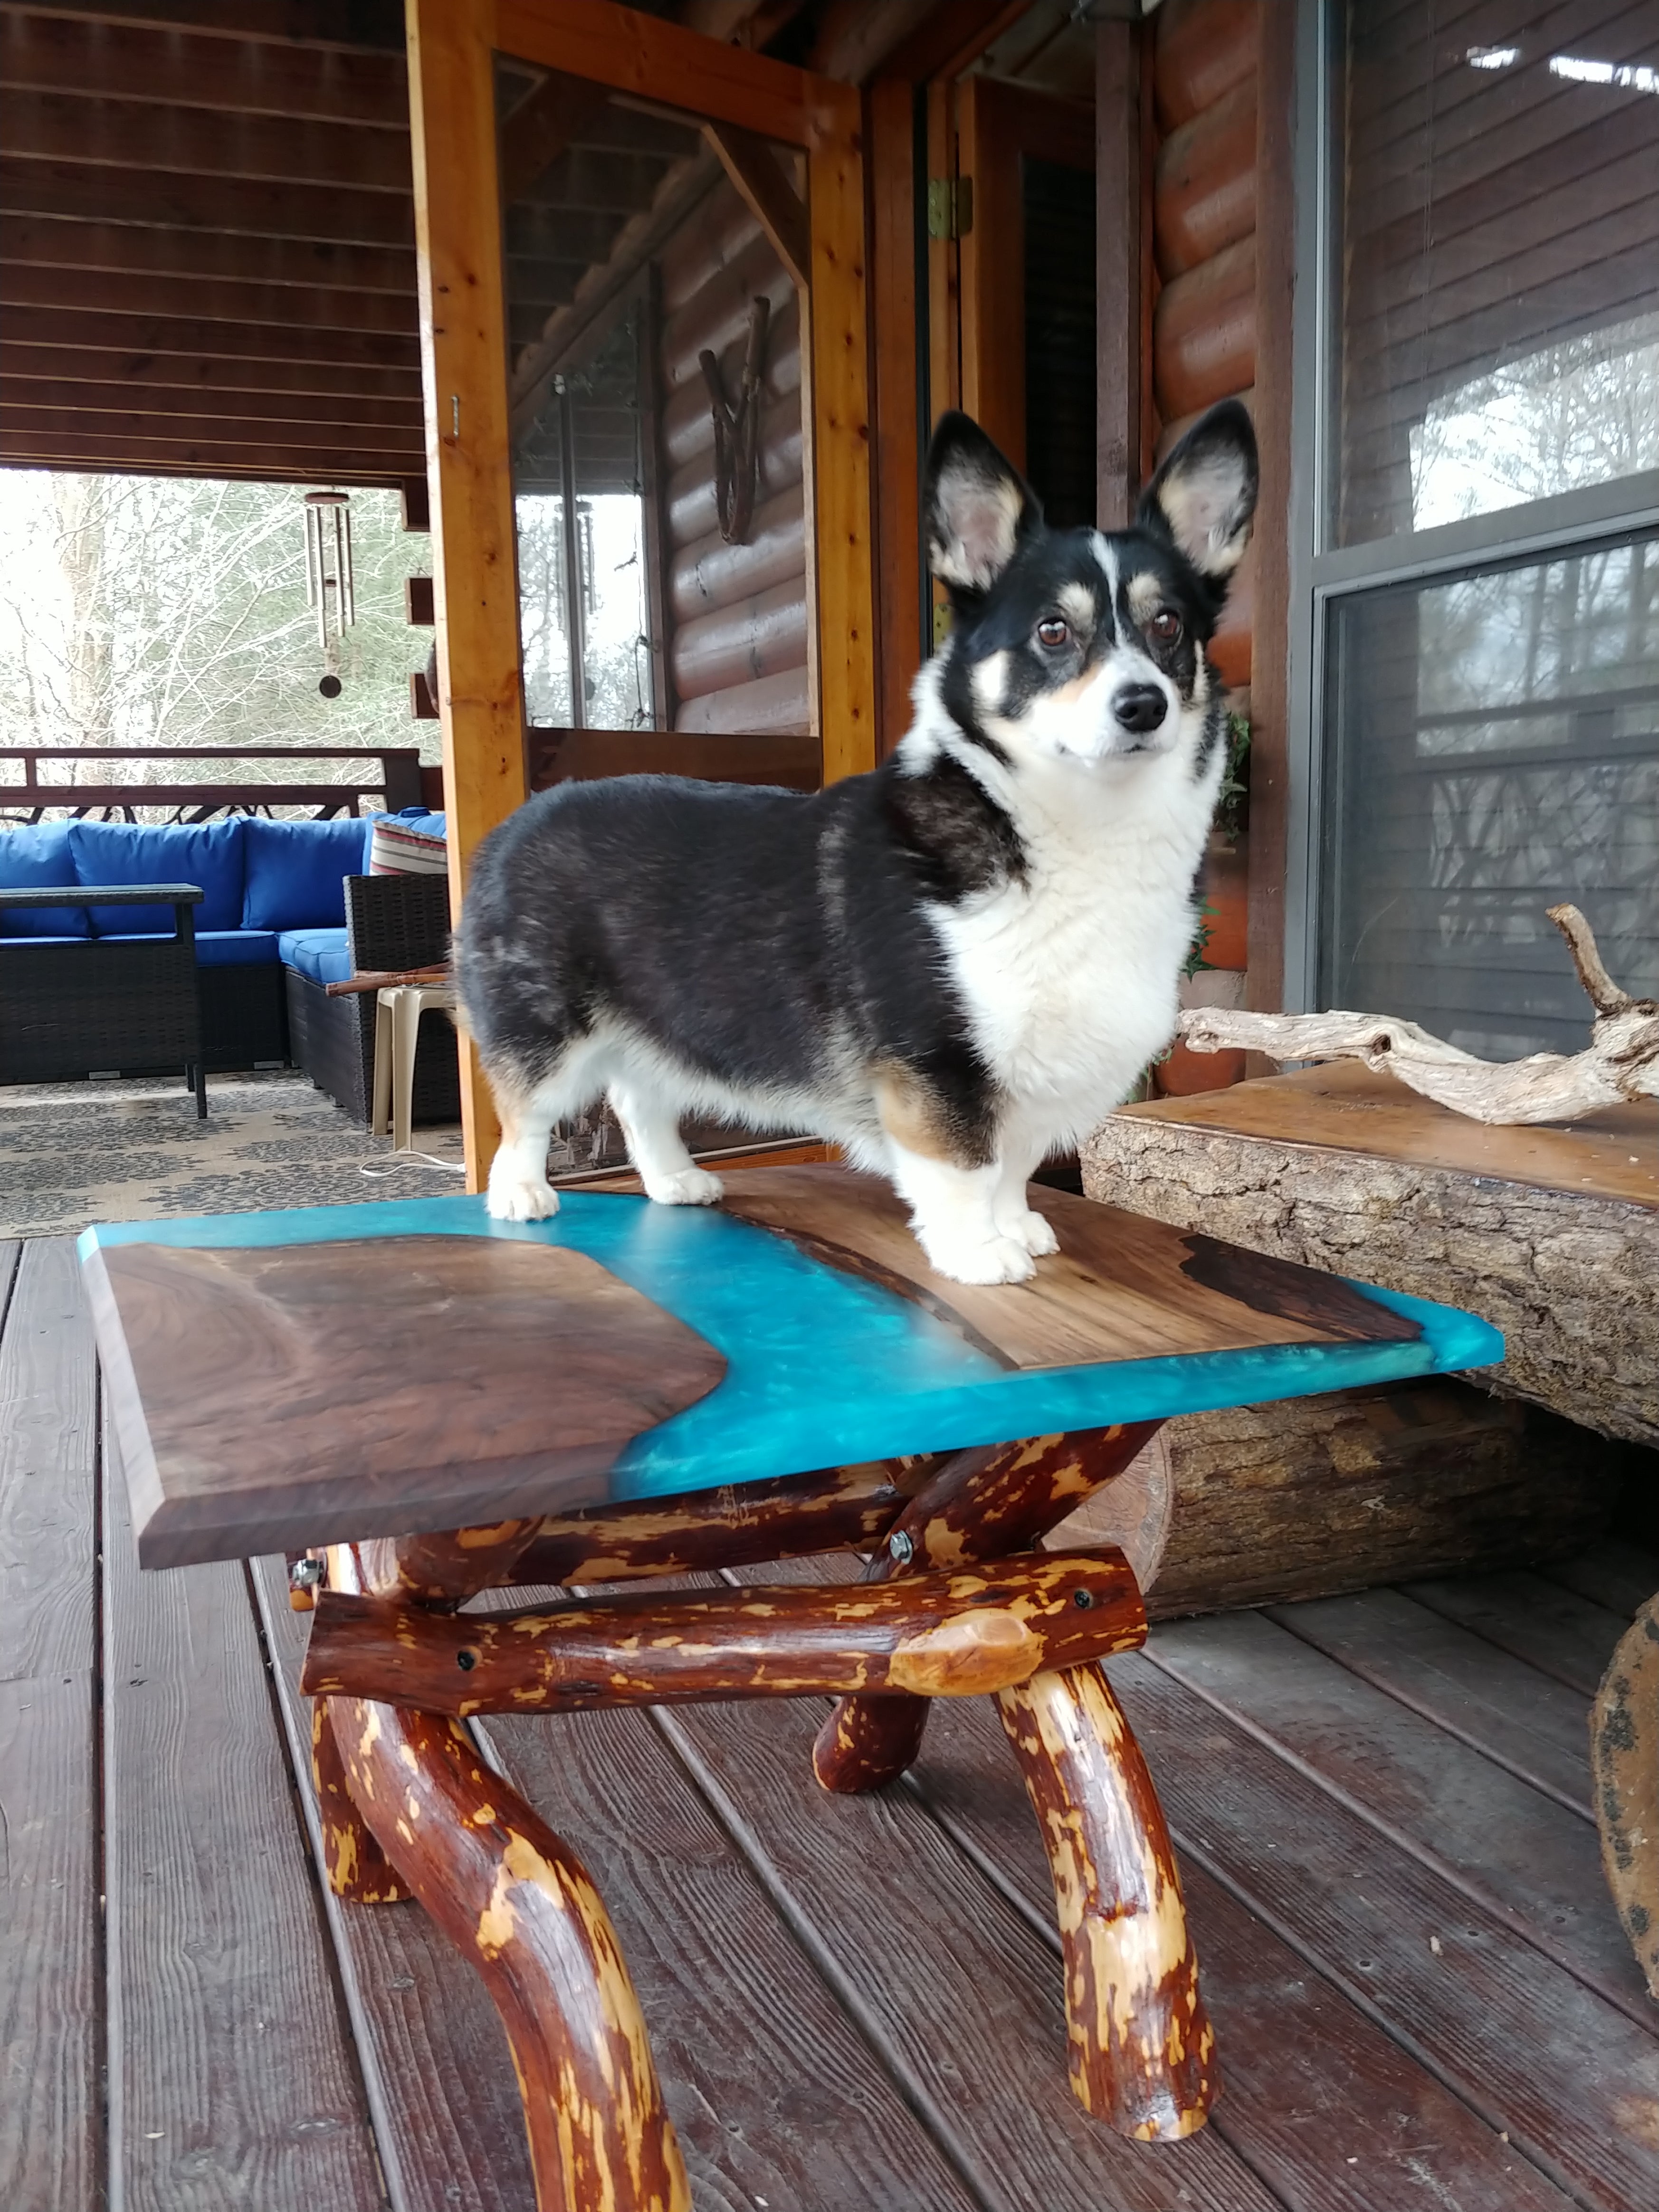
[405,0,529,1192]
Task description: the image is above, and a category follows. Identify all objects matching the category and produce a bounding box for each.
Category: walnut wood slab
[300,1550,1147,1715]
[85,1235,725,1568]
[715,1164,1426,1367]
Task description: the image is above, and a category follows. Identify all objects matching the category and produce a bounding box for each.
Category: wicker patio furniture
[0,883,208,1115]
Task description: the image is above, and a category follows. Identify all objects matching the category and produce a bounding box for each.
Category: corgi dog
[455,400,1258,1285]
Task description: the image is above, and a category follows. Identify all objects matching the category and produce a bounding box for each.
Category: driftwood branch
[1178,905,1659,1125]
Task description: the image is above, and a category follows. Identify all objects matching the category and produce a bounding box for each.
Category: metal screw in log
[301,1552,1146,1716]
[1177,903,1659,1124]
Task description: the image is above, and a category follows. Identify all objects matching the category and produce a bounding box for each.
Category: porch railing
[0,746,428,825]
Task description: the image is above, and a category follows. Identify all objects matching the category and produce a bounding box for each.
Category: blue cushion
[0,823,91,938]
[69,819,246,936]
[278,926,353,986]
[242,815,372,932]
[99,929,280,969]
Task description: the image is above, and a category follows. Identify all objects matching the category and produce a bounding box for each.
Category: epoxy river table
[81,1166,1501,2210]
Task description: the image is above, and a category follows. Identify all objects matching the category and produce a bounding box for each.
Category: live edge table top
[79,1165,1502,1569]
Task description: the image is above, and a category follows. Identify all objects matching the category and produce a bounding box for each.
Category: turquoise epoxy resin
[80,1193,1504,1504]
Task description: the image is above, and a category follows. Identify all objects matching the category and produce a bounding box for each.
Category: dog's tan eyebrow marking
[1057,582,1096,631]
[1125,573,1166,623]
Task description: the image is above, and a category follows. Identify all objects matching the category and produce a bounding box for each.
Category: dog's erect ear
[1137,399,1259,582]
[923,411,1040,596]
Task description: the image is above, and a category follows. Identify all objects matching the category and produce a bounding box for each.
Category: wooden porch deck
[6,1231,1658,2212]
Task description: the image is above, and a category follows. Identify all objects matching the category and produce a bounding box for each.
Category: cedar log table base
[324,1544,693,2212]
[305,1426,1218,2203]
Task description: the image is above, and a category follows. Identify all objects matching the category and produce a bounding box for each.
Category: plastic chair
[372,982,457,1152]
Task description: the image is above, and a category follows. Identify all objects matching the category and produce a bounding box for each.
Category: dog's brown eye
[1148,609,1183,644]
[1036,618,1070,648]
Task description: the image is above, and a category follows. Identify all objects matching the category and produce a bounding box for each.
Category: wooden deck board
[252,1553,540,2212]
[649,1684,1278,2211]
[1402,1569,1631,1699]
[101,1414,388,2210]
[1147,1608,1653,2019]
[1543,1538,1659,1622]
[1262,1586,1595,1818]
[477,1695,986,2212]
[911,1684,1590,2212]
[0,1239,101,2212]
[1098,1648,1659,2212]
[13,1231,1659,2212]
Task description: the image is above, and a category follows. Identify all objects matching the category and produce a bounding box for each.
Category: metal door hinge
[926,176,973,240]
[932,600,953,649]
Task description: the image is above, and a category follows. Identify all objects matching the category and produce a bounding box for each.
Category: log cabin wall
[655,179,813,752]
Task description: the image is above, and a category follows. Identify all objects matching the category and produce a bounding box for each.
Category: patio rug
[0,1070,464,1240]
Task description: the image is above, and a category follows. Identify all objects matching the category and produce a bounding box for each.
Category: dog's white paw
[643,1166,725,1207]
[1003,1207,1059,1258]
[918,1227,1037,1286]
[486,1163,560,1222]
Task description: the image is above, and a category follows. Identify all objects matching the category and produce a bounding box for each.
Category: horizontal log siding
[1150,0,1260,691]
[655,180,809,735]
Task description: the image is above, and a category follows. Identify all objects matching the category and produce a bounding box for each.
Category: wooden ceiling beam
[0,155,412,248]
[0,401,421,457]
[514,149,691,220]
[4,91,411,192]
[0,260,417,333]
[0,430,414,482]
[6,303,420,368]
[499,69,612,205]
[1,376,423,429]
[845,0,1031,85]
[0,12,407,124]
[1,338,420,397]
[0,3,404,49]
[1,215,413,297]
[503,206,623,263]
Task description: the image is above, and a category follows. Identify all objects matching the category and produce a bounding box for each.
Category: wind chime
[303,488,355,698]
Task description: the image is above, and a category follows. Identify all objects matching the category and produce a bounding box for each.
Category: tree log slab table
[81,1164,1499,2210]
[1082,1063,1659,2005]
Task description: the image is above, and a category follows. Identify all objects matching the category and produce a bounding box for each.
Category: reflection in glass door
[497,60,818,790]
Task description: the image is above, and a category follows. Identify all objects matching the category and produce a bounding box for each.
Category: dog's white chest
[929,768,1207,1134]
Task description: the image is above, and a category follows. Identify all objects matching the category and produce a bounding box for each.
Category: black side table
[0,883,208,1116]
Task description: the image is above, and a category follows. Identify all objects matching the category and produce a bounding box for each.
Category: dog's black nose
[1112,683,1168,734]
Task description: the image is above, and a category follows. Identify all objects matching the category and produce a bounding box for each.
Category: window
[1292,1,1659,1049]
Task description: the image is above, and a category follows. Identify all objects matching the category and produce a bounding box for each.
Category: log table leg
[997,1664,1216,2140]
[311,1700,408,1904]
[812,1692,931,1792]
[322,1546,690,2212]
[814,1424,1161,1793]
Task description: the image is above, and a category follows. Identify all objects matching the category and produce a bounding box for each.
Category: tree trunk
[1050,1376,1624,1620]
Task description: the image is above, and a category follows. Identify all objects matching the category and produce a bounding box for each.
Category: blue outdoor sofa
[0,812,459,1123]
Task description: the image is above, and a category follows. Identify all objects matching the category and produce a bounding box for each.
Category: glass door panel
[495,55,817,789]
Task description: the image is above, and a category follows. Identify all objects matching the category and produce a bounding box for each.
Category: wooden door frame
[406,0,877,1188]
[956,76,1096,477]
